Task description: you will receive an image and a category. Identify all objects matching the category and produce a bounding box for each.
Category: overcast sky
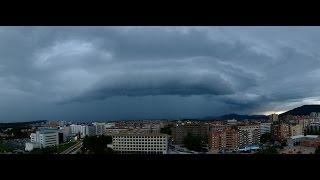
[1,26,320,122]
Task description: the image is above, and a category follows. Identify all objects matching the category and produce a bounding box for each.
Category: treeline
[0,120,45,129]
[81,135,113,154]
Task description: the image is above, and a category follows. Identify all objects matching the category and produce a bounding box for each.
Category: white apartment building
[69,124,97,137]
[85,125,96,137]
[238,125,260,147]
[260,122,271,135]
[70,124,84,135]
[93,122,106,135]
[26,129,59,151]
[112,133,168,154]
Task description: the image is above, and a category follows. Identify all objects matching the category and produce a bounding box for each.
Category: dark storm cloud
[1,26,320,121]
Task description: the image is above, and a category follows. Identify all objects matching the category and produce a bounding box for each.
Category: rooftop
[112,132,168,137]
[290,135,319,140]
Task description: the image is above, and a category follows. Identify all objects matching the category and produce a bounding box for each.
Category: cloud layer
[0,27,320,121]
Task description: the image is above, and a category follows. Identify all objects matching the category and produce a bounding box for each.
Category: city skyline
[1,27,320,121]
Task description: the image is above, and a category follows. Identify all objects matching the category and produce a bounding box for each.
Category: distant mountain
[203,114,268,121]
[280,105,320,117]
[0,120,46,129]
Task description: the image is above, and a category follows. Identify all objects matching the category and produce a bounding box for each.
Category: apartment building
[93,122,106,135]
[271,123,290,142]
[172,122,209,144]
[209,127,239,152]
[238,125,260,147]
[260,122,272,135]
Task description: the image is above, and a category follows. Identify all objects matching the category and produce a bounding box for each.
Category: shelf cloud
[0,27,320,121]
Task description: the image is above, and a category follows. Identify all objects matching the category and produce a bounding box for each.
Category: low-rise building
[112,133,168,154]
[287,135,318,147]
[25,128,59,151]
[279,146,316,154]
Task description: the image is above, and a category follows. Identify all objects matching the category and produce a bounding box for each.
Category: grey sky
[0,26,319,122]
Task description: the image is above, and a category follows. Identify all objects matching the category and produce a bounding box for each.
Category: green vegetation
[183,133,207,152]
[57,141,77,153]
[29,141,77,154]
[29,146,58,154]
[0,143,13,153]
[82,135,113,154]
[160,126,172,135]
[0,121,44,129]
[260,133,272,144]
[4,127,30,139]
[256,146,278,154]
[315,146,320,154]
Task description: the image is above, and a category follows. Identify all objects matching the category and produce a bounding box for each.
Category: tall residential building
[112,133,168,154]
[93,122,106,135]
[209,127,239,152]
[271,123,290,141]
[269,114,278,122]
[238,125,260,147]
[260,122,272,135]
[70,124,83,135]
[85,125,96,137]
[25,128,59,151]
[172,122,209,144]
[69,124,97,137]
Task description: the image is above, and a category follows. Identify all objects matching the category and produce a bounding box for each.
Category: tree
[82,135,113,154]
[310,126,314,135]
[183,133,205,152]
[160,126,172,135]
[260,133,272,144]
[29,146,58,154]
[256,146,278,154]
[315,146,320,154]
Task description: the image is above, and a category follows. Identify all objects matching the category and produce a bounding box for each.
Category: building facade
[269,114,278,122]
[290,124,303,137]
[112,133,168,154]
[238,125,260,147]
[260,122,272,135]
[26,128,59,151]
[209,127,239,152]
[271,123,290,142]
[172,122,209,144]
[93,123,106,135]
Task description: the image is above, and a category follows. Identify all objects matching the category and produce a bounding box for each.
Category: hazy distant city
[0,104,320,154]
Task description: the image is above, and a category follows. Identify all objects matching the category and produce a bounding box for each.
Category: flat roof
[290,135,319,140]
